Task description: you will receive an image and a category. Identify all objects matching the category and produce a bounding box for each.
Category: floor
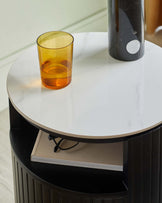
[0,108,14,203]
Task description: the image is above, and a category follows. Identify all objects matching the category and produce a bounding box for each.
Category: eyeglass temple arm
[48,134,64,152]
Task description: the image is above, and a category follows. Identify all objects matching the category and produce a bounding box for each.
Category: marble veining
[7,32,162,139]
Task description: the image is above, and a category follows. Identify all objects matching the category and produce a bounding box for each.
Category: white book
[31,130,123,171]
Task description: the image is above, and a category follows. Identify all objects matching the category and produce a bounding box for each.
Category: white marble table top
[7,32,162,140]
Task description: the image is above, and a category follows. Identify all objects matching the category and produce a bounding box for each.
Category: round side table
[7,32,162,203]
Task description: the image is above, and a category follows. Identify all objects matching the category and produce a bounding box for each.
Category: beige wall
[0,0,107,59]
[0,0,108,111]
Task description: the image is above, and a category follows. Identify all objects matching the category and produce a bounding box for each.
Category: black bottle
[108,0,144,61]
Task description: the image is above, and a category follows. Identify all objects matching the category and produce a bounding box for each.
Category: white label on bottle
[126,40,141,54]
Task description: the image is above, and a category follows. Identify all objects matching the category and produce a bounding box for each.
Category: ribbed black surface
[11,149,128,203]
[124,127,162,203]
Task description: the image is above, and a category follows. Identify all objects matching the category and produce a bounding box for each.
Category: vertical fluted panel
[42,185,51,203]
[125,127,162,203]
[18,165,24,203]
[22,171,29,203]
[11,148,128,203]
[151,129,160,202]
[12,153,19,203]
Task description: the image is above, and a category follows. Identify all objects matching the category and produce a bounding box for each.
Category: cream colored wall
[0,0,108,111]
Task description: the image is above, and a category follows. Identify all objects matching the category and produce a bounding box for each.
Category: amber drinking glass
[37,31,74,89]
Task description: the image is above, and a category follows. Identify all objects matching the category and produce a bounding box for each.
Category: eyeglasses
[48,134,79,152]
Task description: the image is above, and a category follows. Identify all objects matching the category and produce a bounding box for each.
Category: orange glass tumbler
[37,31,74,89]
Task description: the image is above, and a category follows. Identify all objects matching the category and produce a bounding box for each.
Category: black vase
[108,0,144,61]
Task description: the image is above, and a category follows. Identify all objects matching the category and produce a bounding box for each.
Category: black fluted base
[124,126,162,203]
[11,148,128,203]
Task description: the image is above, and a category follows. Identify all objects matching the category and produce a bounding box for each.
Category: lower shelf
[11,147,128,203]
[9,104,128,202]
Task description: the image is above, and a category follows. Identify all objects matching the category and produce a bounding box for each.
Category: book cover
[31,130,123,171]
